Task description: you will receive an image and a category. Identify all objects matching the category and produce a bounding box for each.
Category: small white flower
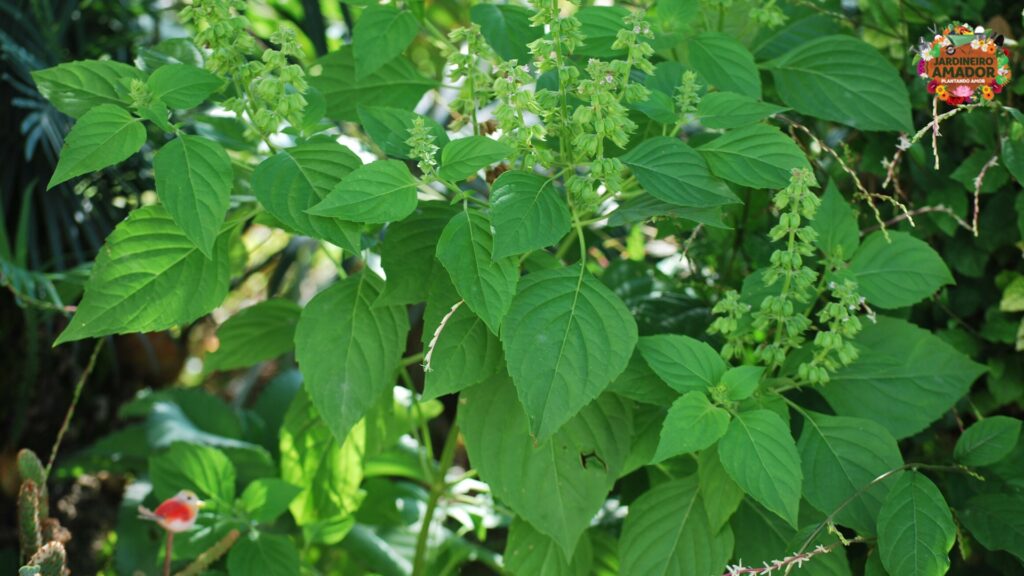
[971,39,981,49]
[921,51,934,61]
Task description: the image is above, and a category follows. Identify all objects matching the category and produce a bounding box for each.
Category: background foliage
[3,0,1024,575]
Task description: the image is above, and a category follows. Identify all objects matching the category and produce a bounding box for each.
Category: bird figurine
[138,490,204,575]
[138,489,204,532]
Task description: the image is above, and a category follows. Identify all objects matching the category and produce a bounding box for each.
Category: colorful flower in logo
[982,86,995,100]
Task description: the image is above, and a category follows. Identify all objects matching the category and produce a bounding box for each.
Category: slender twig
[861,204,973,235]
[164,531,174,576]
[174,529,240,576]
[423,300,463,373]
[971,155,999,237]
[45,339,104,480]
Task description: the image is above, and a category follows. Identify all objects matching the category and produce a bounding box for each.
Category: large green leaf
[438,136,512,182]
[574,7,630,58]
[471,4,542,63]
[312,47,436,122]
[154,135,233,257]
[698,124,811,189]
[352,5,419,79]
[490,170,572,258]
[821,317,986,439]
[954,416,1022,467]
[279,389,365,527]
[32,60,142,118]
[460,375,632,559]
[227,533,300,576]
[55,205,231,344]
[718,409,803,527]
[637,334,726,394]
[48,104,146,189]
[798,412,903,535]
[960,493,1024,562]
[146,63,223,108]
[697,91,788,129]
[421,277,503,400]
[378,202,456,305]
[876,472,956,576]
[239,478,302,524]
[308,159,418,224]
[294,272,409,443]
[251,140,363,252]
[698,445,745,532]
[505,518,593,576]
[436,210,519,334]
[619,476,733,576]
[149,442,236,503]
[620,137,739,208]
[501,266,638,440]
[688,33,761,98]
[205,299,301,372]
[848,232,954,309]
[764,35,913,132]
[357,107,449,160]
[654,391,730,462]
[607,351,677,406]
[812,180,860,259]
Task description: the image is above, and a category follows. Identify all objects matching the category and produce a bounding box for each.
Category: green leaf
[353,5,419,79]
[876,472,956,576]
[763,35,913,132]
[378,201,457,305]
[149,442,236,503]
[471,4,542,63]
[619,476,734,576]
[637,334,726,394]
[227,533,299,576]
[822,317,986,439]
[55,205,231,344]
[312,47,436,122]
[954,416,1022,467]
[1001,276,1024,312]
[146,63,223,108]
[308,159,418,224]
[620,137,739,208]
[798,412,903,535]
[205,299,301,372]
[813,180,860,259]
[730,500,794,568]
[505,518,593,576]
[1002,137,1024,185]
[460,374,632,559]
[294,272,410,443]
[574,7,630,58]
[688,33,762,98]
[698,445,745,532]
[31,60,142,118]
[697,91,788,129]
[501,266,638,440]
[721,366,763,401]
[848,231,954,309]
[607,351,677,406]
[961,493,1024,562]
[436,210,519,334]
[239,478,301,524]
[48,104,146,189]
[279,390,365,526]
[490,170,572,258]
[154,135,233,257]
[654,391,730,462]
[357,107,449,160]
[251,141,363,252]
[698,124,811,189]
[719,409,802,527]
[438,136,512,182]
[422,285,503,400]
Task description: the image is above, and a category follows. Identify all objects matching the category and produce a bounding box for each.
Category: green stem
[412,423,461,576]
[46,339,104,480]
[401,352,426,367]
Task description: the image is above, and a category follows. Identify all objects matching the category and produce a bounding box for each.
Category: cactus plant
[16,448,69,576]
